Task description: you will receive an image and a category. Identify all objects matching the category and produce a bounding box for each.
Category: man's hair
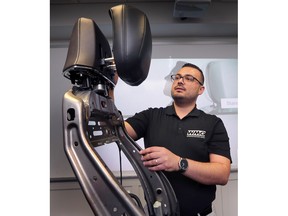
[182,63,204,85]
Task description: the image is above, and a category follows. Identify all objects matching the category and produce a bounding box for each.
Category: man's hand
[139,146,180,172]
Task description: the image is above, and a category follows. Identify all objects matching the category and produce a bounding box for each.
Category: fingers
[139,146,160,155]
[143,158,161,168]
[154,159,160,166]
[139,147,165,167]
[141,152,156,161]
[141,152,159,164]
[141,152,162,168]
[139,147,178,172]
[139,150,161,167]
[139,146,175,171]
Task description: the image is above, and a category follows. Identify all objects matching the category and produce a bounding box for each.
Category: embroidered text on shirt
[186,130,206,138]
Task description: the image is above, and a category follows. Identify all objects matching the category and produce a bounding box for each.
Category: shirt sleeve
[208,118,232,163]
[125,109,151,140]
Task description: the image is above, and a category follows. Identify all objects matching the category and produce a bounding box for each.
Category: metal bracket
[62,88,179,215]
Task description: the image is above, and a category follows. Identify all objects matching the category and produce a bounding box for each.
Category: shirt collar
[165,103,201,117]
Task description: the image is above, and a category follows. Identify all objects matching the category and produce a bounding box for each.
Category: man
[124,63,232,216]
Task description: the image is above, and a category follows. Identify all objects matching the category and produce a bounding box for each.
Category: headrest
[63,4,152,87]
[109,4,152,86]
[63,17,113,83]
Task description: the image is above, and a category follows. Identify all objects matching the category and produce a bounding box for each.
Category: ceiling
[50,0,238,44]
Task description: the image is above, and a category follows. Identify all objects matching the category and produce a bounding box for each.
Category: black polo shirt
[126,104,232,215]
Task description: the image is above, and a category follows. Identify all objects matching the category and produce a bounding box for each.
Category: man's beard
[171,91,197,106]
[171,93,187,104]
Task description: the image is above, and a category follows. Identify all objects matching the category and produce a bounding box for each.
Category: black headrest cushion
[109,4,152,86]
[63,17,112,73]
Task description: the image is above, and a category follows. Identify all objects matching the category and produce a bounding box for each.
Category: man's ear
[198,85,205,95]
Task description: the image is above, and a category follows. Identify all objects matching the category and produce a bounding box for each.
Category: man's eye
[187,76,193,81]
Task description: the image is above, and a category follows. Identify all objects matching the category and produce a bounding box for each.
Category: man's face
[171,67,205,103]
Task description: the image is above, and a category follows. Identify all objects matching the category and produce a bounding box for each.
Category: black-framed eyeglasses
[171,74,203,85]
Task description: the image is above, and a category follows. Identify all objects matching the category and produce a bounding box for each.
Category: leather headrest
[109,4,152,86]
[63,17,112,78]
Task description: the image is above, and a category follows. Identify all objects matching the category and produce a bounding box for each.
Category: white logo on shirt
[187,130,206,138]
